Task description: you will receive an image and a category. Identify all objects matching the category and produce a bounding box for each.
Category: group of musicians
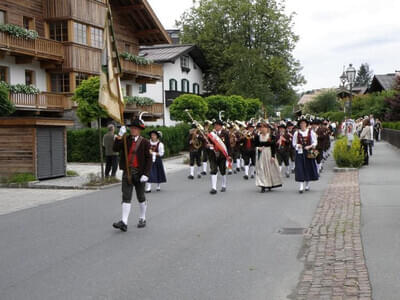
[187,116,333,194]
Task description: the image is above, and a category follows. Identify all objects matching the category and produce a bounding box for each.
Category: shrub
[333,136,364,168]
[382,122,400,130]
[6,173,36,183]
[320,111,345,123]
[124,96,155,106]
[0,81,40,94]
[169,94,208,122]
[120,52,153,65]
[0,24,38,40]
[67,124,190,162]
[0,84,15,116]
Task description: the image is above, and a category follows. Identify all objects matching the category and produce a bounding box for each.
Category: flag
[99,6,124,124]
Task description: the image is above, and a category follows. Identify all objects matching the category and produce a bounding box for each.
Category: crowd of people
[105,115,340,232]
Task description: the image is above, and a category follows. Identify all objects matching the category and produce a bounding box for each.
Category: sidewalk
[359,141,400,300]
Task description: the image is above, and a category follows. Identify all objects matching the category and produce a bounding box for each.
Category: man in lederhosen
[112,118,152,232]
[286,121,297,174]
[276,123,292,178]
[188,123,203,179]
[207,119,230,194]
[240,122,256,180]
[200,120,212,175]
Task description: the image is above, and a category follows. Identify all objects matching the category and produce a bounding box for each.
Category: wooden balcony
[10,93,71,111]
[120,60,163,82]
[0,32,64,62]
[124,103,164,117]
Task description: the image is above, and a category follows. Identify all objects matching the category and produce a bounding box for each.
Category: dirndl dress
[148,142,167,184]
[294,129,319,182]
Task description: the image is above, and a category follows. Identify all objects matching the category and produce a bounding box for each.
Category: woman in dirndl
[145,130,167,193]
[292,118,319,193]
[254,122,282,193]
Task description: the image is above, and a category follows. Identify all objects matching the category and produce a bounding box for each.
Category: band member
[228,123,241,174]
[207,119,230,194]
[315,119,329,173]
[145,130,166,193]
[255,122,282,192]
[276,123,291,178]
[292,118,319,193]
[286,121,297,173]
[241,123,256,180]
[188,123,203,179]
[201,120,212,175]
[112,118,152,232]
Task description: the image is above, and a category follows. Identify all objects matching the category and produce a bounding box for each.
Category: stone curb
[333,167,359,172]
[0,182,121,191]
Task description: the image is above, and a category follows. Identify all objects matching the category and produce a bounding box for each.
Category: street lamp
[345,64,356,117]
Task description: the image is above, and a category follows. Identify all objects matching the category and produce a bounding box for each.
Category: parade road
[0,161,335,300]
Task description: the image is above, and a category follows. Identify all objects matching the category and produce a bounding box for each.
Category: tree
[305,90,340,114]
[205,95,233,120]
[177,0,305,108]
[72,76,108,124]
[244,98,263,120]
[228,95,247,121]
[0,85,15,116]
[351,90,395,120]
[355,63,373,87]
[169,94,208,123]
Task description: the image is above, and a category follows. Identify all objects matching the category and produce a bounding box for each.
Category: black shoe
[197,174,201,179]
[221,187,226,192]
[145,190,151,193]
[251,174,254,179]
[137,219,146,228]
[261,187,266,193]
[305,187,310,192]
[113,220,127,232]
[243,175,249,180]
[291,169,295,174]
[210,189,217,195]
[228,172,232,175]
[233,170,237,174]
[188,175,194,180]
[236,168,241,172]
[201,171,207,175]
[285,173,290,178]
[299,189,304,194]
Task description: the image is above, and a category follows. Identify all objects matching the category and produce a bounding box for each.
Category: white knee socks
[244,165,249,176]
[145,182,151,192]
[202,162,207,173]
[122,203,131,225]
[221,175,227,188]
[139,202,147,220]
[211,174,217,190]
[190,166,194,176]
[299,182,304,191]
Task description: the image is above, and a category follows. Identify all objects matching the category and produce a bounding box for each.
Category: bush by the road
[382,121,400,130]
[333,136,364,168]
[67,123,190,162]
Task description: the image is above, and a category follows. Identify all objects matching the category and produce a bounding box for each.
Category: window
[126,84,132,96]
[23,16,34,30]
[181,79,189,93]
[0,10,6,25]
[90,27,103,48]
[75,73,88,87]
[193,83,200,95]
[74,22,87,45]
[49,21,68,42]
[25,70,35,86]
[125,44,131,53]
[139,83,147,94]
[50,73,70,93]
[193,63,197,70]
[0,66,8,83]
[181,55,190,69]
[169,79,177,91]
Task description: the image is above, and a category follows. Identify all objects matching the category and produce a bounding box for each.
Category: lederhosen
[208,130,229,175]
[276,132,291,166]
[188,130,202,167]
[241,133,256,166]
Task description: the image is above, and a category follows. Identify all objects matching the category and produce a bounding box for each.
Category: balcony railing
[125,103,164,116]
[0,32,64,62]
[120,60,163,80]
[10,93,71,111]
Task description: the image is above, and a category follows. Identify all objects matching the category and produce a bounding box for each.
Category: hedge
[382,121,400,130]
[67,123,190,162]
[333,136,364,168]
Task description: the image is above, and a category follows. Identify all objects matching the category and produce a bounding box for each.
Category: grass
[66,170,79,177]
[85,173,121,187]
[4,173,36,184]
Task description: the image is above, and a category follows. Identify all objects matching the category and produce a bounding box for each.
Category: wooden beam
[15,56,33,64]
[111,4,145,15]
[40,61,58,69]
[134,29,160,38]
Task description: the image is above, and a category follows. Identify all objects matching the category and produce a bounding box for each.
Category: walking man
[103,124,119,177]
[112,118,152,232]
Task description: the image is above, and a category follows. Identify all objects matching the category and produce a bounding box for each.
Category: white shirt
[292,129,317,151]
[150,140,164,157]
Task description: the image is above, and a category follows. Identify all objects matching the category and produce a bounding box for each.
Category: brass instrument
[190,128,203,150]
[185,109,212,146]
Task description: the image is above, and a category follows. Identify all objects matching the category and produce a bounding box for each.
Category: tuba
[190,128,203,150]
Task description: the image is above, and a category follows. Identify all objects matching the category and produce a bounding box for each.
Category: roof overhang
[0,117,74,127]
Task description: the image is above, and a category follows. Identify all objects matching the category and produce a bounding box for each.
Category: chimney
[166,29,181,44]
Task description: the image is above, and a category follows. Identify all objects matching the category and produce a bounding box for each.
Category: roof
[139,44,207,70]
[298,89,331,105]
[375,74,396,90]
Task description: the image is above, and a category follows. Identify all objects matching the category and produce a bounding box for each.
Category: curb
[0,182,121,191]
[333,167,359,172]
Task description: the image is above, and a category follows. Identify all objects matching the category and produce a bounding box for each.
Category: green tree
[228,95,247,120]
[205,95,233,120]
[169,94,208,123]
[305,90,340,114]
[0,85,15,116]
[177,0,305,108]
[355,63,373,87]
[244,98,263,119]
[352,90,396,120]
[72,76,108,124]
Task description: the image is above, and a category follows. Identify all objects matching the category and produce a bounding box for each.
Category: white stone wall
[0,55,47,91]
[135,53,204,127]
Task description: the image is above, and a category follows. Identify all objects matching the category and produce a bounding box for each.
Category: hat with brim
[149,130,162,138]
[278,123,286,129]
[247,122,255,128]
[213,119,224,126]
[298,118,309,125]
[286,121,294,127]
[130,118,145,130]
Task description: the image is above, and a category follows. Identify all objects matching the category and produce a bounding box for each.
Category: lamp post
[345,63,356,117]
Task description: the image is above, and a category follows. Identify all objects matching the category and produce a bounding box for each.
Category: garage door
[37,127,65,179]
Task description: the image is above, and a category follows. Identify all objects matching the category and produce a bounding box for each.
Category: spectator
[374,118,382,141]
[360,119,372,166]
[103,124,119,177]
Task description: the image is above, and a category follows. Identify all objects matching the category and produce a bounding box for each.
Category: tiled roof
[139,45,194,62]
[375,74,396,91]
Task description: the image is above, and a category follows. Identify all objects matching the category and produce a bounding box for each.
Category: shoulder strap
[128,136,143,167]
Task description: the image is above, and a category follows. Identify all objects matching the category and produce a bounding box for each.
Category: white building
[136,44,207,126]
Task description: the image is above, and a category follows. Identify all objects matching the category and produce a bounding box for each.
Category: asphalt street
[0,160,334,300]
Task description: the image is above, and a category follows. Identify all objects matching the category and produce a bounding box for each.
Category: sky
[149,0,400,92]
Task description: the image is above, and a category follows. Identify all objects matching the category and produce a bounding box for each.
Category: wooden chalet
[0,0,171,179]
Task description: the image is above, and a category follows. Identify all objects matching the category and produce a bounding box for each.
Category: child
[145,130,167,192]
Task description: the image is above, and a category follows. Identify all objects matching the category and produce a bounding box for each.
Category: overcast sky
[149,0,400,92]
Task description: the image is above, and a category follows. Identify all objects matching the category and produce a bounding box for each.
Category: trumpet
[185,110,211,146]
